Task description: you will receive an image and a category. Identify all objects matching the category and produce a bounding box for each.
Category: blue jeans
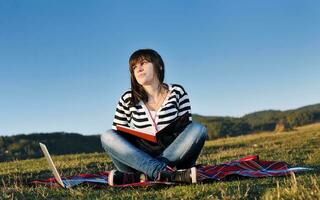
[100,122,207,180]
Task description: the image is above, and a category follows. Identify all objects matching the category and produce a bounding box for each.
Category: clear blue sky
[1,0,319,136]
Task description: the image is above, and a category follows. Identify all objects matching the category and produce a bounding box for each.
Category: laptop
[39,143,107,188]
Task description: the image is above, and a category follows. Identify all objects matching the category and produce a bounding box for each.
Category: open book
[116,112,191,143]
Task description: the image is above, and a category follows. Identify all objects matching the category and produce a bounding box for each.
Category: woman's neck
[143,82,163,102]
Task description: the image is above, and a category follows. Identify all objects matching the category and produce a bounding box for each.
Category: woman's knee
[187,122,208,141]
[100,129,117,148]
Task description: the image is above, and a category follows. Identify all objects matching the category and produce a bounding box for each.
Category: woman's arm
[177,85,192,122]
[112,91,132,130]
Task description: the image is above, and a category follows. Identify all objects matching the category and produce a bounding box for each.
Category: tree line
[194,103,320,139]
[0,133,103,162]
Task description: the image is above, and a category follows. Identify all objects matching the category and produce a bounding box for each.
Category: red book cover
[116,112,190,143]
[116,125,157,143]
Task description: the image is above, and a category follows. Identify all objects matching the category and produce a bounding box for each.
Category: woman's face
[133,60,158,86]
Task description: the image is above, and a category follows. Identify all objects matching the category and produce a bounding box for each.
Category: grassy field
[1,123,320,200]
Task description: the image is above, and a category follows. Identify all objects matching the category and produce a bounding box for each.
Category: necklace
[146,89,167,111]
[145,90,167,132]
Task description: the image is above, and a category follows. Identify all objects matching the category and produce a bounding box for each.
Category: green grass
[1,123,320,200]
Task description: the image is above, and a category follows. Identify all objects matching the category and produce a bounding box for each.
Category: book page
[116,125,156,136]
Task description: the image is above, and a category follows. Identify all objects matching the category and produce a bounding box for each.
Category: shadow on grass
[203,143,247,154]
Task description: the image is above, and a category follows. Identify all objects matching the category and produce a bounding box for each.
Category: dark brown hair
[128,49,167,106]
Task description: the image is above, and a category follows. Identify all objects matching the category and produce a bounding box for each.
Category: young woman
[101,49,208,186]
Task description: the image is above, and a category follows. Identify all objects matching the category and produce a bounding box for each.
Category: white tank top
[150,110,157,120]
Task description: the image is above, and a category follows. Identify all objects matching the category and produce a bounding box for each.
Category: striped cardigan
[112,83,192,133]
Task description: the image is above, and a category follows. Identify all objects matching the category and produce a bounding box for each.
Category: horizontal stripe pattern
[112,84,192,131]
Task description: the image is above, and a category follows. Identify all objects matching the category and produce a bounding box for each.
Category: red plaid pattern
[31,155,311,188]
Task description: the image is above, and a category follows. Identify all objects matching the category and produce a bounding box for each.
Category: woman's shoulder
[169,83,187,94]
[119,89,132,103]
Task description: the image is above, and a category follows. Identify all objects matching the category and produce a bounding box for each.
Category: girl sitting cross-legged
[101,49,208,186]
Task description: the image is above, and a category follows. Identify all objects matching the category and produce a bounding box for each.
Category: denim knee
[187,122,208,142]
[100,129,117,151]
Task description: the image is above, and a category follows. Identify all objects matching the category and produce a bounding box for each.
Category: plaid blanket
[31,155,312,188]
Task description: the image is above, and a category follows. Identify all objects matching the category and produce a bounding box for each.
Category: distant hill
[194,103,320,139]
[0,133,103,162]
[1,103,319,162]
